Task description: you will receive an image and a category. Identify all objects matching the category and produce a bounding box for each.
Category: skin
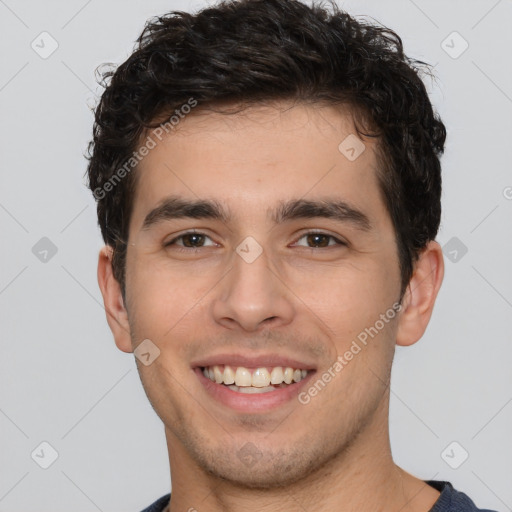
[98,101,444,512]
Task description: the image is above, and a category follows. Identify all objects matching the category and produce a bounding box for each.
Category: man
[86,0,497,510]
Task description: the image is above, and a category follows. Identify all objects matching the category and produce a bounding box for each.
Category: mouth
[192,356,317,412]
[200,364,310,393]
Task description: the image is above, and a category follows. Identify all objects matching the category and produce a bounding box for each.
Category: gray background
[1,0,511,511]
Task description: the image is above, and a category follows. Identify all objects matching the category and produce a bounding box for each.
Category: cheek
[285,262,400,373]
[126,254,217,342]
[288,260,395,323]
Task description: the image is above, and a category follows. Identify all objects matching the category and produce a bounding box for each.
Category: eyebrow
[271,198,371,231]
[141,195,371,231]
[142,196,229,229]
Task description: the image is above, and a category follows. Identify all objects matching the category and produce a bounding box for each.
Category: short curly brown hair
[86,0,446,299]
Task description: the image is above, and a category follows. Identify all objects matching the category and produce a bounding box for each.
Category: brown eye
[181,233,206,247]
[306,234,330,247]
[294,232,345,248]
[165,232,216,248]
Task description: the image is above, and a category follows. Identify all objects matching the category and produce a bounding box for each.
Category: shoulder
[136,484,499,512]
[427,480,498,512]
[139,493,171,512]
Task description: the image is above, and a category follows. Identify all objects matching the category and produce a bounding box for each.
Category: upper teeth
[202,365,308,387]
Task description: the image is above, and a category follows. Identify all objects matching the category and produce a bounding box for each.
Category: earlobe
[97,246,133,353]
[396,241,444,347]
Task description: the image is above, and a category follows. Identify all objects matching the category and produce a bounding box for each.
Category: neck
[165,397,439,512]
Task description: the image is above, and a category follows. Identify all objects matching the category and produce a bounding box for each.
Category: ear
[97,246,133,353]
[396,241,444,347]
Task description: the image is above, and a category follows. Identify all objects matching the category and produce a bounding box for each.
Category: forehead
[131,101,384,227]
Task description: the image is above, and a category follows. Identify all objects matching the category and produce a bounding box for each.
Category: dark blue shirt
[139,480,498,512]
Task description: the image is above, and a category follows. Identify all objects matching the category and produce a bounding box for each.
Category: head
[88,0,445,490]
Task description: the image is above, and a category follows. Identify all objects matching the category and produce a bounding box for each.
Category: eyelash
[164,230,347,250]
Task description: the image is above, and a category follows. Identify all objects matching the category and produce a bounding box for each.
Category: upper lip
[191,353,317,370]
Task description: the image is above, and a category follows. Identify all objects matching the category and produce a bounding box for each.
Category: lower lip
[194,367,316,413]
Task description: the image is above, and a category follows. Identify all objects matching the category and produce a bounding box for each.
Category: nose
[211,245,295,332]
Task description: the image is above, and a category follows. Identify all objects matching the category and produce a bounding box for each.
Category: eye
[293,231,346,248]
[165,231,217,248]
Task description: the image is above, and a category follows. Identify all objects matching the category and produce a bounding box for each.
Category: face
[121,101,404,487]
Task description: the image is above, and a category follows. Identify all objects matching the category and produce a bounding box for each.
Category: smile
[201,365,309,393]
[194,363,316,412]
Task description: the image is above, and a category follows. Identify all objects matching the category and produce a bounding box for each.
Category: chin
[208,465,308,490]
[197,447,323,490]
